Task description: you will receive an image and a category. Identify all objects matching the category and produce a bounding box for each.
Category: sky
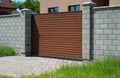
[12,0,25,2]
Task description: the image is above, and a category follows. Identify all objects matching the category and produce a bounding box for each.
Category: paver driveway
[0,56,82,77]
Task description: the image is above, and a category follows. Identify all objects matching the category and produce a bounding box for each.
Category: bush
[0,46,16,56]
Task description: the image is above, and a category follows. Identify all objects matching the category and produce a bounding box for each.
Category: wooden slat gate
[31,11,82,60]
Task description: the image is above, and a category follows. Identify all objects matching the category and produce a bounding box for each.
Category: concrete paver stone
[0,56,82,77]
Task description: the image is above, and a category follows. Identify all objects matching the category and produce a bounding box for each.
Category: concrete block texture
[0,9,31,55]
[103,29,112,34]
[108,35,117,40]
[100,45,107,50]
[83,3,120,59]
[92,5,120,59]
[99,35,107,39]
[96,40,104,45]
[99,24,107,29]
[95,29,104,34]
[82,2,96,60]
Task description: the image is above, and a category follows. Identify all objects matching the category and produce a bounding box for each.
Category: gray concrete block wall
[82,2,120,60]
[82,2,96,60]
[93,6,120,59]
[0,9,31,55]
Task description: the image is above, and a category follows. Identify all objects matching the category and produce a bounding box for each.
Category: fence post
[82,2,96,60]
[21,9,31,56]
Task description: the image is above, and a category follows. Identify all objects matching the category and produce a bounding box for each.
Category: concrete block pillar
[82,2,96,60]
[21,9,31,56]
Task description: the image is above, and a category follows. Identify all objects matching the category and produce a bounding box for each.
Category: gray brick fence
[0,9,31,55]
[82,2,120,60]
[0,3,120,60]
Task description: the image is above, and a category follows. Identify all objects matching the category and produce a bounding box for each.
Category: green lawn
[0,74,13,78]
[21,58,120,78]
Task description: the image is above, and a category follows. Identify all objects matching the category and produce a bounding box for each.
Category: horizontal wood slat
[31,11,82,60]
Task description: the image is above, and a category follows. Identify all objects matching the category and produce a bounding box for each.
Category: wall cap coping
[21,8,31,12]
[0,14,20,18]
[93,5,120,10]
[82,2,96,6]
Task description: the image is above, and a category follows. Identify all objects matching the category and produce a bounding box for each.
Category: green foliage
[0,46,16,56]
[21,58,120,78]
[12,1,23,8]
[0,74,13,78]
[12,0,40,13]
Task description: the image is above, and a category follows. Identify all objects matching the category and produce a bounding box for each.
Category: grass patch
[21,58,120,78]
[0,74,13,78]
[0,46,16,56]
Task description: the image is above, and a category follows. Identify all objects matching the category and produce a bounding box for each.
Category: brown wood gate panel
[31,11,82,60]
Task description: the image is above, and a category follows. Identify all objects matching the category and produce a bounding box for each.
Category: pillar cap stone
[82,2,96,6]
[21,8,31,12]
[21,8,31,15]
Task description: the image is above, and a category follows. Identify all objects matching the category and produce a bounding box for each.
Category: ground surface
[0,56,82,77]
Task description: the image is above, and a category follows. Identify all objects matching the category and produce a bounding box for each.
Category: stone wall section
[82,2,96,60]
[82,2,120,60]
[0,9,31,55]
[93,6,120,59]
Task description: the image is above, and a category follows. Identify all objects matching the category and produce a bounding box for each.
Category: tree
[12,1,23,8]
[12,0,40,13]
